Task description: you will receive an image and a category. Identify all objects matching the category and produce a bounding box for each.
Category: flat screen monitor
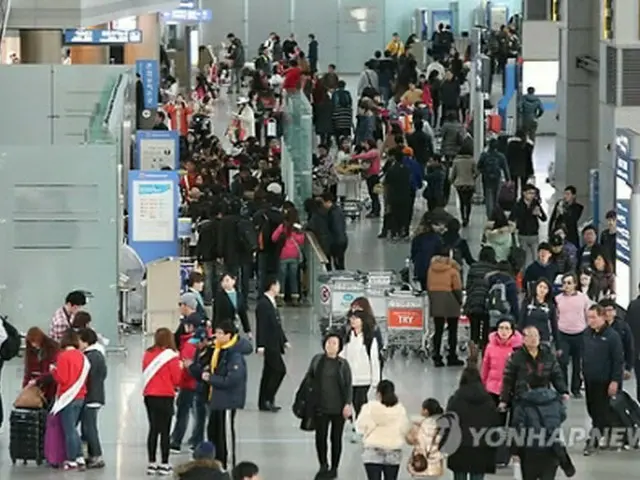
[522,60,559,96]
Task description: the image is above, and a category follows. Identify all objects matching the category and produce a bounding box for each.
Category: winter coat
[23,347,59,403]
[327,204,348,247]
[591,270,615,299]
[449,154,476,188]
[440,121,465,157]
[271,223,305,260]
[192,337,253,411]
[446,382,501,474]
[306,209,332,258]
[485,271,520,320]
[523,261,559,294]
[427,256,463,318]
[175,459,230,480]
[519,93,544,123]
[506,137,534,179]
[464,261,496,314]
[500,345,568,403]
[484,224,515,262]
[481,331,523,395]
[356,400,411,450]
[411,232,443,283]
[512,388,566,450]
[313,96,334,135]
[518,299,558,346]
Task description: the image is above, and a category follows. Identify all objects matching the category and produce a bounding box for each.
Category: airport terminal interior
[0,88,628,480]
[0,0,636,478]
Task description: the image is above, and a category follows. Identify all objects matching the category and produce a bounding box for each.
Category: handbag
[407,420,444,478]
[14,385,45,409]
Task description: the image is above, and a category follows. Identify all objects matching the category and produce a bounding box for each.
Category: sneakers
[87,457,105,469]
[63,461,78,470]
[147,464,158,475]
[157,464,173,476]
[76,457,86,471]
[169,445,181,454]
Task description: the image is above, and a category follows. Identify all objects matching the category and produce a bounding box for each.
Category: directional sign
[63,29,143,45]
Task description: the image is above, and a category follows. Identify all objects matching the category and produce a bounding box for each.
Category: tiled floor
[2,79,632,479]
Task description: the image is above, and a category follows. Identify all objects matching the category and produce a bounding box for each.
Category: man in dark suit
[256,277,290,412]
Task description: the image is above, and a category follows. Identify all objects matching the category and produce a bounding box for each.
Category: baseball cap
[193,441,215,460]
[179,292,199,310]
[550,234,564,247]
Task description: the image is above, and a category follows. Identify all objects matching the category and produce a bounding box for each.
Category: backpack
[482,151,503,182]
[0,316,21,361]
[486,281,510,328]
[364,330,385,373]
[237,218,258,254]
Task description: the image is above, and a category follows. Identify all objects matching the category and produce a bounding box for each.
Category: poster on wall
[135,60,159,110]
[127,170,179,264]
[132,180,175,243]
[136,130,180,170]
[615,128,635,308]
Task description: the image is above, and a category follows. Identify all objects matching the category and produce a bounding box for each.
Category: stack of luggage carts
[10,407,47,465]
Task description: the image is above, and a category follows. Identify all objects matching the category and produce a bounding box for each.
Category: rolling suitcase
[610,390,640,428]
[9,408,47,465]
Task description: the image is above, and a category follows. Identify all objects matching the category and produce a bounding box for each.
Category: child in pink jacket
[481,318,523,402]
[271,215,306,304]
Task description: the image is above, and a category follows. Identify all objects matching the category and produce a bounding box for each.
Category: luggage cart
[365,271,397,347]
[385,291,430,361]
[337,173,364,220]
[316,271,366,334]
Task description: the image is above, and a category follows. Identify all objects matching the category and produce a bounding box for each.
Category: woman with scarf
[213,272,251,335]
[194,320,252,468]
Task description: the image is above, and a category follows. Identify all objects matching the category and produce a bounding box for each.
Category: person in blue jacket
[410,218,442,291]
[522,242,559,297]
[191,320,252,468]
[399,140,424,237]
[485,261,520,321]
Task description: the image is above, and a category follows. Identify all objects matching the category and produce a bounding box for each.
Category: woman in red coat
[23,327,60,404]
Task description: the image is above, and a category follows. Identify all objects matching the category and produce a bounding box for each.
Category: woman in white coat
[340,310,381,442]
[232,97,255,140]
[356,380,410,480]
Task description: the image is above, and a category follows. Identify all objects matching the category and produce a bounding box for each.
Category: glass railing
[283,91,313,212]
[86,75,119,144]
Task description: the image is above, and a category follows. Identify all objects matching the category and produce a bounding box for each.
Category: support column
[555,0,597,211]
[70,24,109,65]
[124,14,160,64]
[19,30,62,64]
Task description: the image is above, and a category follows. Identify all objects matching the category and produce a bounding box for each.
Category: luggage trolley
[337,173,364,220]
[316,271,366,334]
[365,271,398,345]
[385,290,430,361]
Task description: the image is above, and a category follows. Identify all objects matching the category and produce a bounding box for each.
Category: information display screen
[521,60,559,96]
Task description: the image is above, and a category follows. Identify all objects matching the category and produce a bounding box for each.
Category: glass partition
[283,91,313,212]
[86,75,120,144]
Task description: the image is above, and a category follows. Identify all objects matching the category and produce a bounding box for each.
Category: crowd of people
[0,17,633,480]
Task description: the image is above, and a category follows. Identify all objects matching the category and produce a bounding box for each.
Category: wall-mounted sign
[615,128,636,309]
[63,29,143,45]
[136,59,159,110]
[162,9,213,22]
[179,0,196,8]
[136,130,180,170]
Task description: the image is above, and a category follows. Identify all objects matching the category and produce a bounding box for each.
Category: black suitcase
[9,408,47,465]
[610,391,640,428]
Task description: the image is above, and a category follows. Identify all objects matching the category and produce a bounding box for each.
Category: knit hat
[180,292,199,310]
[192,441,216,460]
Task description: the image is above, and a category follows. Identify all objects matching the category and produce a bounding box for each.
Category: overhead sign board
[63,29,143,45]
[162,9,212,22]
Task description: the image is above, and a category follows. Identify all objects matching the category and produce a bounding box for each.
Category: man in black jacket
[406,119,433,167]
[625,286,640,401]
[197,207,224,304]
[256,277,290,412]
[600,299,634,381]
[219,203,253,297]
[509,184,547,266]
[582,304,624,455]
[321,192,348,270]
[548,186,584,248]
[499,326,568,408]
[253,197,284,291]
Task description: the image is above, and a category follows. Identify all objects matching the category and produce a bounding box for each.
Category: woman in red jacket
[142,328,183,476]
[23,327,60,404]
[50,330,90,470]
